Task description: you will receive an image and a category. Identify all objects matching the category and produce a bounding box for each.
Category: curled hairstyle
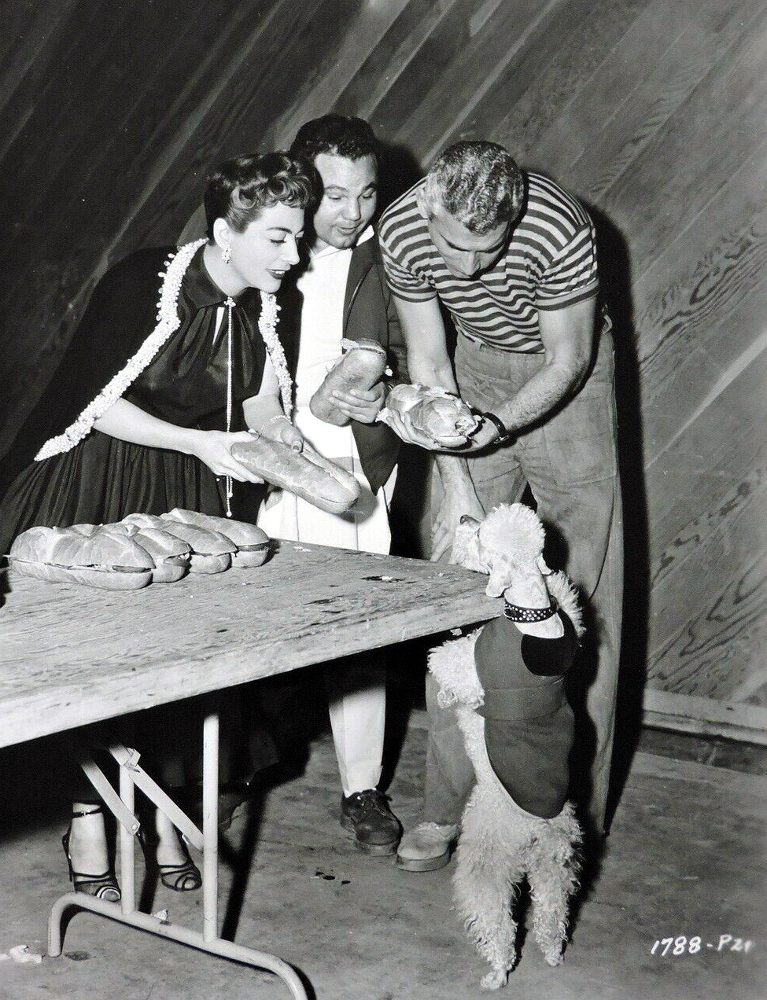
[204,151,317,240]
[289,114,380,164]
[423,141,525,235]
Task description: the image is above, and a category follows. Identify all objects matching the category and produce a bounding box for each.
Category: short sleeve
[377,236,435,302]
[535,220,598,311]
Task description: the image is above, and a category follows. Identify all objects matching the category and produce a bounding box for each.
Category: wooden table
[0,540,498,998]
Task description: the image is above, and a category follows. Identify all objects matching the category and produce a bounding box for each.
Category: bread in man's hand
[377,384,479,445]
[231,434,361,514]
[309,339,389,427]
[162,509,271,567]
[121,513,234,574]
[10,525,154,589]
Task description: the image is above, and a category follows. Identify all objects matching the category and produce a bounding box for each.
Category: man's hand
[383,407,468,451]
[330,382,386,424]
[456,417,509,453]
[431,487,485,562]
[259,414,304,452]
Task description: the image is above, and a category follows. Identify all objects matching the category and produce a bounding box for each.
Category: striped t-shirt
[378,173,599,354]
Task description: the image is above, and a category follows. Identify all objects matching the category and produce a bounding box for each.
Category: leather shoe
[340,789,402,856]
[396,822,459,871]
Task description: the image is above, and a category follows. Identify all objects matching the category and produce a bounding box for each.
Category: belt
[460,332,544,355]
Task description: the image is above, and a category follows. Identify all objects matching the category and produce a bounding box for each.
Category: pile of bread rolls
[9,509,270,590]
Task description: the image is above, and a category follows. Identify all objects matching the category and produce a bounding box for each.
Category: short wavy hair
[204,151,318,240]
[423,141,525,235]
[290,115,380,164]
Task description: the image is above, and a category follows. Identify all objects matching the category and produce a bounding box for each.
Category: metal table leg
[48,710,308,1000]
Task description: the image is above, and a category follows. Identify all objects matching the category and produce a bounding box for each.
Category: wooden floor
[0,706,765,1000]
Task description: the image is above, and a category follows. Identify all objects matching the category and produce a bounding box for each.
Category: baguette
[309,339,388,426]
[10,525,154,590]
[121,513,234,574]
[230,435,361,514]
[377,383,479,445]
[162,509,271,567]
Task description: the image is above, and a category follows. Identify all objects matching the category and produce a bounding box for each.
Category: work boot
[340,790,402,856]
[396,822,459,871]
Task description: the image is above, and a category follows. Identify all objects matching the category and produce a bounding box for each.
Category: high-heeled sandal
[139,826,202,893]
[62,807,121,902]
[156,852,202,892]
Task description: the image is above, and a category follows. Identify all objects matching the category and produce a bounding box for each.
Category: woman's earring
[221,245,232,265]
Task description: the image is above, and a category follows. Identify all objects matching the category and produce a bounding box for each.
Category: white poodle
[429,503,584,989]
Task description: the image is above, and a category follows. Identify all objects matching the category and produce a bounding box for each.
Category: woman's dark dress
[0,245,267,554]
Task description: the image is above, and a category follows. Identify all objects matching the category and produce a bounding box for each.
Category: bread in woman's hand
[121,513,234,574]
[377,383,479,445]
[309,339,389,426]
[162,509,271,567]
[10,525,154,589]
[230,434,361,514]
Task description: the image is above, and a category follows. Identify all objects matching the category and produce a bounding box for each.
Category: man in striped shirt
[378,141,622,866]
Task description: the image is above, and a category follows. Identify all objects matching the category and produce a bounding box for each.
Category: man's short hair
[423,141,525,235]
[290,115,380,164]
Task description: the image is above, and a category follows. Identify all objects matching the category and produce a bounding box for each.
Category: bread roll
[125,527,191,582]
[231,435,361,514]
[10,525,154,590]
[377,384,479,445]
[121,514,234,574]
[162,509,271,567]
[309,339,388,426]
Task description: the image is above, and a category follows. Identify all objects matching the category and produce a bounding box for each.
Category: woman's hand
[330,382,386,425]
[188,430,265,483]
[258,414,304,452]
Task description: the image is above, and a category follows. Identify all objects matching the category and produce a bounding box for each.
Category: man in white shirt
[258,116,407,855]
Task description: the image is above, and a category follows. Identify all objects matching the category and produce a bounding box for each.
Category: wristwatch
[481,410,512,443]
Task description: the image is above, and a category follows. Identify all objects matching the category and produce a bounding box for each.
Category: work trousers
[424,330,623,834]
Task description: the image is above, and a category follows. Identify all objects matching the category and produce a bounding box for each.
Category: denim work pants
[424,331,623,834]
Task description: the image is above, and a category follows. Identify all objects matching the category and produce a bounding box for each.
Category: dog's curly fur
[428,504,584,989]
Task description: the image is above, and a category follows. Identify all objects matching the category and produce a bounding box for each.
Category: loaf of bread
[121,513,235,574]
[231,435,361,514]
[10,525,154,589]
[377,384,479,445]
[309,339,389,426]
[162,509,271,567]
[70,522,192,583]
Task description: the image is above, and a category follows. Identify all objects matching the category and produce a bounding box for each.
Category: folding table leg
[47,709,309,999]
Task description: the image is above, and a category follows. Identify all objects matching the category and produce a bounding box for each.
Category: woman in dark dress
[0,151,314,898]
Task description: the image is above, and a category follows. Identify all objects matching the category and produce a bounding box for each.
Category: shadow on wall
[586,201,649,826]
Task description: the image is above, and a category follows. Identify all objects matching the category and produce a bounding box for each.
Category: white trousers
[258,405,395,797]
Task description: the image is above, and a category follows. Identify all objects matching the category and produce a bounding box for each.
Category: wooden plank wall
[1,0,765,734]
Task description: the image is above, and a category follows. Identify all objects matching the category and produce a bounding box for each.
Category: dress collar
[184,244,247,308]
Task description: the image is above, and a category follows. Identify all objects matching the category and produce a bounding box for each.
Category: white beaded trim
[258,291,292,417]
[35,239,208,462]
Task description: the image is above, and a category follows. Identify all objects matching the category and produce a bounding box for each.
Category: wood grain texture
[538,0,755,200]
[0,541,498,749]
[598,5,767,273]
[643,689,767,745]
[392,0,562,165]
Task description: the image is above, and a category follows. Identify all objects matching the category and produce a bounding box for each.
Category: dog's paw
[542,949,564,967]
[480,968,509,990]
